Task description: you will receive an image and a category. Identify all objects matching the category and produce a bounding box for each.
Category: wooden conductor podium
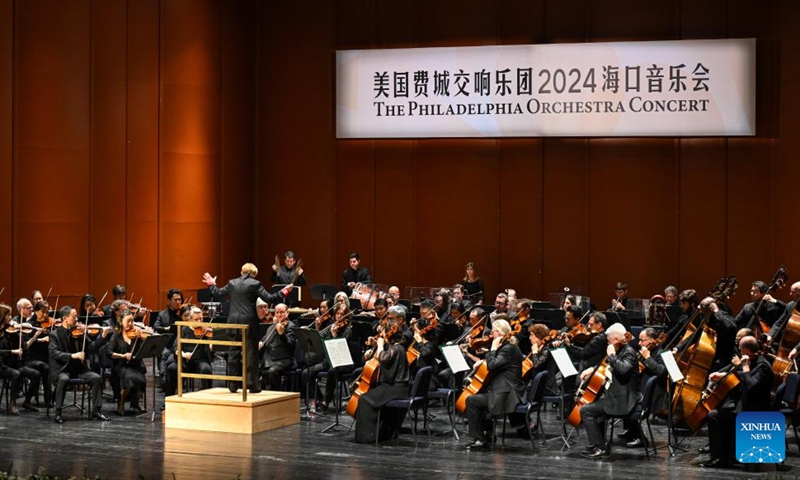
[164,321,300,434]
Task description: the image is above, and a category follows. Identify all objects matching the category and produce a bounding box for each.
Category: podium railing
[175,321,249,401]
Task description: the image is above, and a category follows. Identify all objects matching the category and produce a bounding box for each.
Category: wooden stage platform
[165,388,300,434]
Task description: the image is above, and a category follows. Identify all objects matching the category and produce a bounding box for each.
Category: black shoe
[94,411,110,421]
[21,403,39,412]
[699,457,729,468]
[626,438,647,448]
[249,385,262,394]
[516,426,531,439]
[54,414,64,424]
[462,438,488,450]
[698,445,711,454]
[581,446,609,459]
[617,429,633,439]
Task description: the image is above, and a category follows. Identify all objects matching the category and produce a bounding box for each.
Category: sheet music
[550,348,578,377]
[660,350,684,382]
[440,345,471,374]
[324,338,353,369]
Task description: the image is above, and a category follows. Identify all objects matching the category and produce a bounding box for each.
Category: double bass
[746,266,789,339]
[671,276,738,430]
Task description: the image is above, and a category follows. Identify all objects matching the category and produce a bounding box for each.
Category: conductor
[203,263,293,393]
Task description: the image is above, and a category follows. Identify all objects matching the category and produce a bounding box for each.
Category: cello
[346,322,400,418]
[455,329,513,414]
[567,331,632,427]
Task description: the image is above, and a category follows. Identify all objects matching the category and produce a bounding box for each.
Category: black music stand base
[133,334,173,422]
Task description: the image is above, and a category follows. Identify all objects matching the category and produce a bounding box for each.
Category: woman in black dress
[354,307,410,443]
[108,310,147,415]
[462,262,484,305]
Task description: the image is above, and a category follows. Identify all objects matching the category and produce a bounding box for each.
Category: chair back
[639,375,658,418]
[409,366,433,399]
[783,374,800,409]
[525,370,551,404]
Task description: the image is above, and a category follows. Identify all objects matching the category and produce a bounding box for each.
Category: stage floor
[0,375,797,479]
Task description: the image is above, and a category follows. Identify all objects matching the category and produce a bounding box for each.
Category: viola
[522,329,558,379]
[70,323,112,337]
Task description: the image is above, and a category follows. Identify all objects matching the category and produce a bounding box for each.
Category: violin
[320,310,353,336]
[38,316,60,331]
[6,322,41,335]
[522,329,559,379]
[70,323,112,337]
[193,326,212,339]
[407,317,438,365]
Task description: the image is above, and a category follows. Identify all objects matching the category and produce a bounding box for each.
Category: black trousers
[53,369,102,414]
[25,360,50,403]
[465,393,493,442]
[581,401,609,447]
[227,326,261,391]
[708,400,737,463]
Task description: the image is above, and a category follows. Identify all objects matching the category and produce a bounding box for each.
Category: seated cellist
[580,323,639,459]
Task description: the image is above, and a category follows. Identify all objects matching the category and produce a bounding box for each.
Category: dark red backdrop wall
[0,0,797,311]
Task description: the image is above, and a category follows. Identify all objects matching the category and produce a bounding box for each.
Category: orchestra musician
[699,335,774,468]
[580,323,639,459]
[489,293,509,323]
[0,303,40,414]
[619,327,668,448]
[766,281,800,352]
[526,323,559,395]
[165,305,214,396]
[610,282,629,311]
[664,286,679,306]
[735,280,787,330]
[452,284,465,304]
[433,289,451,324]
[388,286,401,303]
[342,252,371,296]
[300,300,334,407]
[566,312,608,373]
[461,319,524,450]
[101,284,127,317]
[675,296,737,372]
[154,289,183,383]
[271,250,307,307]
[203,262,292,394]
[30,290,44,305]
[354,307,410,444]
[108,310,148,415]
[28,301,52,406]
[308,302,353,413]
[48,305,110,423]
[258,303,297,391]
[664,289,699,346]
[12,298,33,324]
[462,261,484,305]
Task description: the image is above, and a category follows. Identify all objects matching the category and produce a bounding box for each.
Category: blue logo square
[736,411,785,463]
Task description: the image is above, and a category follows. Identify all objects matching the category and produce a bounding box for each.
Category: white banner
[336,39,755,138]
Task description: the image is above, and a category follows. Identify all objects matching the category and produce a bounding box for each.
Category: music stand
[320,337,355,433]
[133,333,173,422]
[311,284,338,301]
[292,327,325,417]
[549,347,579,450]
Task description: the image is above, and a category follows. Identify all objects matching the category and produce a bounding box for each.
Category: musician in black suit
[580,323,639,458]
[621,327,668,448]
[258,303,297,391]
[567,311,609,374]
[270,251,307,307]
[48,305,111,423]
[735,281,787,330]
[700,335,774,468]
[462,318,524,450]
[203,263,292,394]
[610,282,629,311]
[766,281,800,352]
[341,252,371,296]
